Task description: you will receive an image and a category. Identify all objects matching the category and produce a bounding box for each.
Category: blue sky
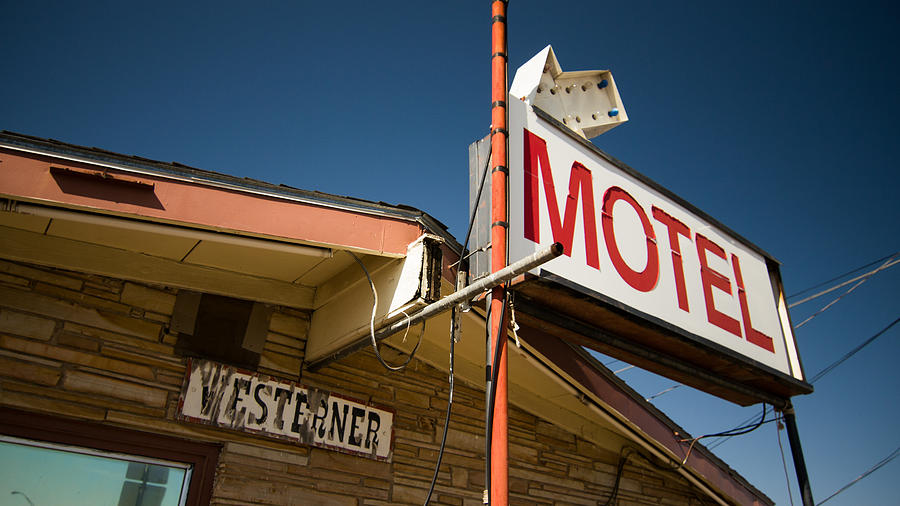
[2,2,898,504]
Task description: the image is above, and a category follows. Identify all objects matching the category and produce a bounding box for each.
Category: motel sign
[506,97,808,398]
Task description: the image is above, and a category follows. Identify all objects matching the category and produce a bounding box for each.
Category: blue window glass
[1,436,191,506]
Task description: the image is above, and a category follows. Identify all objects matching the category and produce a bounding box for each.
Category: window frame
[0,407,220,506]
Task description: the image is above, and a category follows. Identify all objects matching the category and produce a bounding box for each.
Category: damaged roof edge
[0,130,463,257]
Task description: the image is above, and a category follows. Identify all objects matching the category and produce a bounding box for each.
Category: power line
[816,446,900,505]
[809,317,899,384]
[787,251,898,300]
[707,317,899,451]
[775,417,795,506]
[675,403,772,467]
[646,384,682,401]
[648,315,897,406]
[789,255,900,310]
[647,257,897,403]
[793,256,898,328]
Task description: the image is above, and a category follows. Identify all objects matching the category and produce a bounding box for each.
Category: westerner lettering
[178,359,394,460]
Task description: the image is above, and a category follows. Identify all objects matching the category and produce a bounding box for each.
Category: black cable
[423,306,457,505]
[677,403,767,464]
[706,412,780,451]
[485,288,509,506]
[484,300,494,503]
[816,446,900,505]
[458,141,493,268]
[602,450,631,505]
[620,448,718,505]
[424,136,492,505]
[702,402,767,439]
[809,316,899,384]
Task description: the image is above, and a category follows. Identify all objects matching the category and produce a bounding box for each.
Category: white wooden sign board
[508,98,804,382]
[178,359,394,460]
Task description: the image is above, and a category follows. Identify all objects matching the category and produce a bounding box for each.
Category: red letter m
[523,129,600,269]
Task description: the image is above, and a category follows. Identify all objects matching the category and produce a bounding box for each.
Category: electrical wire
[678,403,767,464]
[646,384,682,402]
[618,447,717,506]
[613,364,636,374]
[792,254,898,326]
[485,286,510,506]
[644,314,896,401]
[705,409,771,451]
[816,446,900,505]
[788,256,900,309]
[423,306,458,505]
[602,448,634,505]
[809,316,899,384]
[787,251,899,300]
[455,144,492,270]
[775,416,795,506]
[424,132,493,505]
[709,317,899,451]
[350,251,426,372]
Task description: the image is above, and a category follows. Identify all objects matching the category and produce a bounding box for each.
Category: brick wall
[0,259,711,505]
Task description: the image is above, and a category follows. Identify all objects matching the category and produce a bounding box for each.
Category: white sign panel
[178,359,394,460]
[508,99,804,381]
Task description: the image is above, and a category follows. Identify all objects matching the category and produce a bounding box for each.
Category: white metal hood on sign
[510,45,628,139]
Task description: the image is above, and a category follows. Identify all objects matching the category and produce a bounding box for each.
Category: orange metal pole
[489,1,509,505]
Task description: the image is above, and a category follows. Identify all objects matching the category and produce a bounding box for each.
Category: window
[1,436,191,506]
[0,408,219,506]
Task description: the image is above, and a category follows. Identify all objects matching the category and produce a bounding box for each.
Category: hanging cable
[705,412,782,451]
[602,448,634,505]
[485,285,510,506]
[816,446,900,505]
[787,251,899,300]
[424,132,493,506]
[350,251,425,372]
[678,403,767,464]
[775,416,796,506]
[423,306,458,505]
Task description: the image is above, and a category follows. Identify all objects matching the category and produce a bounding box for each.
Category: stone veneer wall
[0,259,712,505]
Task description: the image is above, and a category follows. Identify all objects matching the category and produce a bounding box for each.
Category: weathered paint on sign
[178,359,394,460]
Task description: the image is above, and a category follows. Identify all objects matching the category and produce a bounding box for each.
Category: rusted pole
[489,1,509,504]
